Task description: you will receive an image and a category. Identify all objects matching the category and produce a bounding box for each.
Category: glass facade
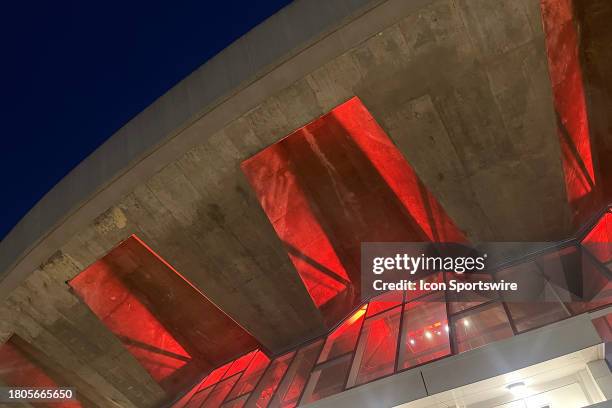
[269,340,323,408]
[348,305,401,386]
[399,293,451,370]
[173,208,612,408]
[246,352,295,407]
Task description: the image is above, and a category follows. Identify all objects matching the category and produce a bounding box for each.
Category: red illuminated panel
[330,98,466,244]
[453,302,514,353]
[366,291,403,317]
[242,97,465,320]
[541,0,601,223]
[202,374,241,407]
[0,338,82,408]
[348,306,401,386]
[69,235,258,394]
[224,351,257,379]
[171,384,200,408]
[199,362,233,390]
[317,306,366,363]
[185,386,215,408]
[398,294,450,370]
[226,351,270,400]
[582,211,611,264]
[270,340,324,408]
[246,352,295,407]
[72,258,191,382]
[241,135,350,309]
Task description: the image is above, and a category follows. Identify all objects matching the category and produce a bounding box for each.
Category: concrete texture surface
[0,0,606,406]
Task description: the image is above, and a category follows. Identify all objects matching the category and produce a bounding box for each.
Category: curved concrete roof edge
[0,0,432,299]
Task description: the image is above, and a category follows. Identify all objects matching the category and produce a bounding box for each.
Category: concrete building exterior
[0,0,611,407]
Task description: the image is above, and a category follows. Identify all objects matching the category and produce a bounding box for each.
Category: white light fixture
[409,339,415,345]
[463,319,470,327]
[425,331,432,339]
[506,381,527,396]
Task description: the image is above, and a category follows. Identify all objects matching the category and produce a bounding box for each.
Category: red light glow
[241,97,465,323]
[541,0,601,223]
[69,235,258,394]
[0,338,82,408]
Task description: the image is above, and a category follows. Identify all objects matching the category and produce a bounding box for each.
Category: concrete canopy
[1,0,608,406]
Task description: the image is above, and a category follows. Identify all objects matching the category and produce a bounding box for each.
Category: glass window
[185,386,214,408]
[226,351,270,400]
[366,291,403,317]
[405,272,444,302]
[202,374,241,407]
[398,293,450,370]
[223,351,256,379]
[199,362,232,390]
[497,261,570,332]
[348,306,401,386]
[504,287,570,332]
[221,394,249,408]
[537,246,612,314]
[270,340,324,408]
[317,306,366,363]
[300,354,352,404]
[246,352,295,408]
[447,270,497,314]
[453,302,514,353]
[581,211,611,264]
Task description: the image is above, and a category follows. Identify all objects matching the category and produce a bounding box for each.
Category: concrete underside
[0,0,609,406]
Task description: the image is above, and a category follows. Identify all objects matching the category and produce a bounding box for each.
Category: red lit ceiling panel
[242,97,465,322]
[541,0,602,224]
[69,235,259,395]
[0,337,82,408]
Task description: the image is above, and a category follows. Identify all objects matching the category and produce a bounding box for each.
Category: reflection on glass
[224,350,256,379]
[300,355,352,404]
[202,374,241,407]
[366,291,403,317]
[398,293,450,370]
[221,393,249,408]
[317,306,366,363]
[497,261,569,332]
[447,270,497,314]
[185,385,214,408]
[246,352,295,408]
[226,351,270,400]
[270,340,324,408]
[453,302,514,353]
[581,211,611,264]
[348,306,401,386]
[537,246,612,315]
[199,361,232,390]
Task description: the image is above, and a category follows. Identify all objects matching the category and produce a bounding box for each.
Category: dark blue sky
[0,0,292,241]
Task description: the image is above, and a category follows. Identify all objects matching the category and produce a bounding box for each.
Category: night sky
[0,0,292,241]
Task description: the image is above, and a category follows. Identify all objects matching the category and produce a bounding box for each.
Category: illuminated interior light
[409,339,415,345]
[463,319,470,327]
[425,331,432,339]
[445,324,449,332]
[506,381,528,396]
[348,306,367,325]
